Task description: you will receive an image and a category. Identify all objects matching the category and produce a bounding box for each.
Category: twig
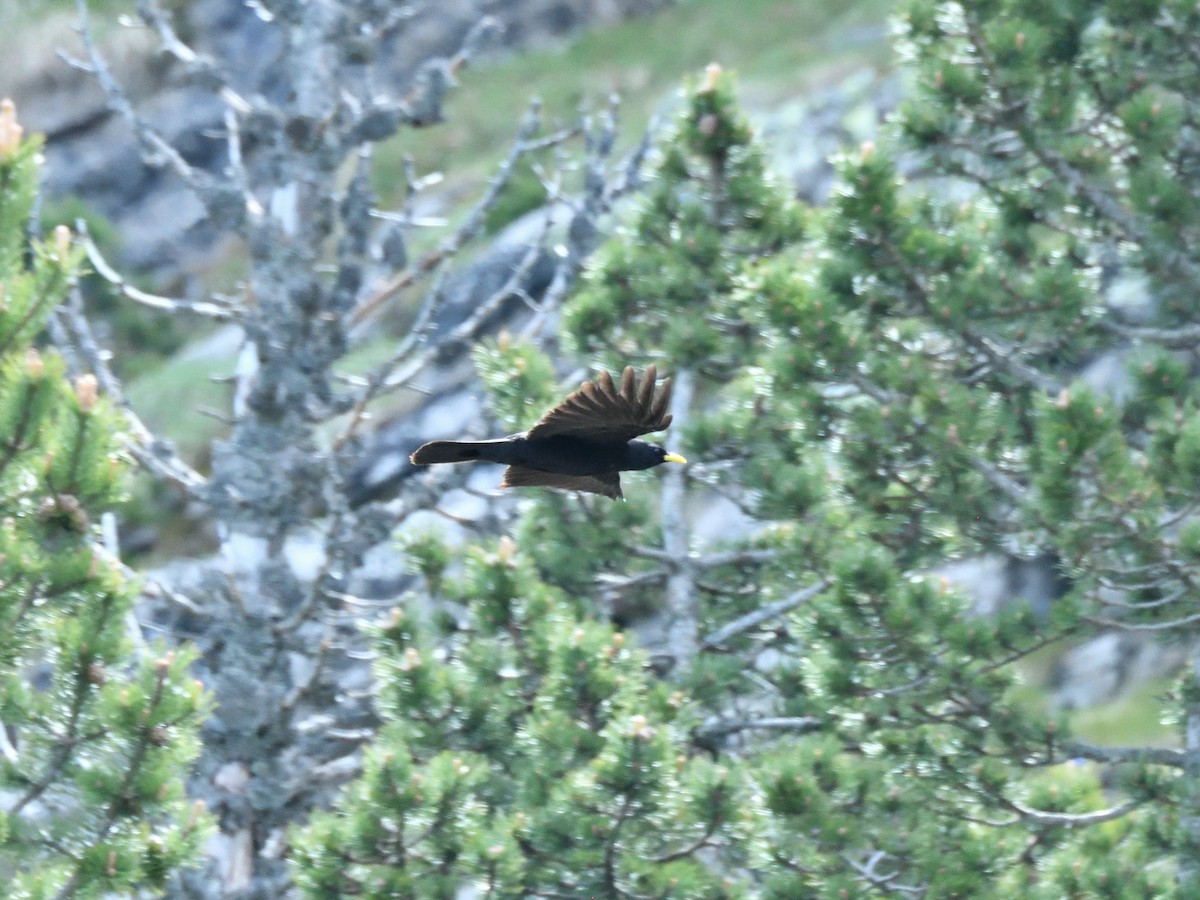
[136,0,253,115]
[350,102,568,326]
[335,211,553,448]
[70,0,205,193]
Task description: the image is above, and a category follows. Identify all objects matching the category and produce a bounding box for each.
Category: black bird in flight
[410,365,686,499]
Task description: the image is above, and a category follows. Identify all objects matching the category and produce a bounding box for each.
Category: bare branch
[351,100,563,326]
[595,569,668,591]
[136,0,253,114]
[701,578,832,649]
[1098,316,1200,349]
[696,548,779,569]
[661,368,696,666]
[694,716,821,741]
[50,284,208,495]
[1005,797,1142,828]
[1084,610,1200,631]
[335,213,553,448]
[72,1,201,190]
[842,850,926,896]
[78,221,239,320]
[1060,740,1184,768]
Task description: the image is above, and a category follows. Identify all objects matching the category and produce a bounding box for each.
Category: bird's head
[629,441,687,471]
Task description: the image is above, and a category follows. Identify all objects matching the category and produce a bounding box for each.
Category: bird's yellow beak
[663,452,687,465]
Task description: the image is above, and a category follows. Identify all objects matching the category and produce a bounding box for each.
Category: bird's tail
[410,440,503,466]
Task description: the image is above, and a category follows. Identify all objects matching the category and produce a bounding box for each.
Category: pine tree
[294,538,760,898]
[747,0,1198,892]
[0,100,211,895]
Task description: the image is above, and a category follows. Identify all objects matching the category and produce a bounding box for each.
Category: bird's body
[410,366,685,498]
[413,434,670,475]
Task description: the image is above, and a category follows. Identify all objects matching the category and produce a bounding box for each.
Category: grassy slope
[381,0,895,195]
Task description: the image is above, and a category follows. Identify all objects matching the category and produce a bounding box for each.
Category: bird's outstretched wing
[502,466,623,499]
[524,365,673,444]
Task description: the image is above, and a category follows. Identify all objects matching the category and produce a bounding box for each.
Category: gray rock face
[937,553,1067,621]
[759,68,901,205]
[1051,632,1190,711]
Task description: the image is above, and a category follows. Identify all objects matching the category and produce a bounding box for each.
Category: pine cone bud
[0,98,23,158]
[54,224,72,264]
[75,374,99,412]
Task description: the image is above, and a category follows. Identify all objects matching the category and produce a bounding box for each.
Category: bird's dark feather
[501,466,623,499]
[524,365,673,444]
[409,439,503,465]
[408,365,679,499]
